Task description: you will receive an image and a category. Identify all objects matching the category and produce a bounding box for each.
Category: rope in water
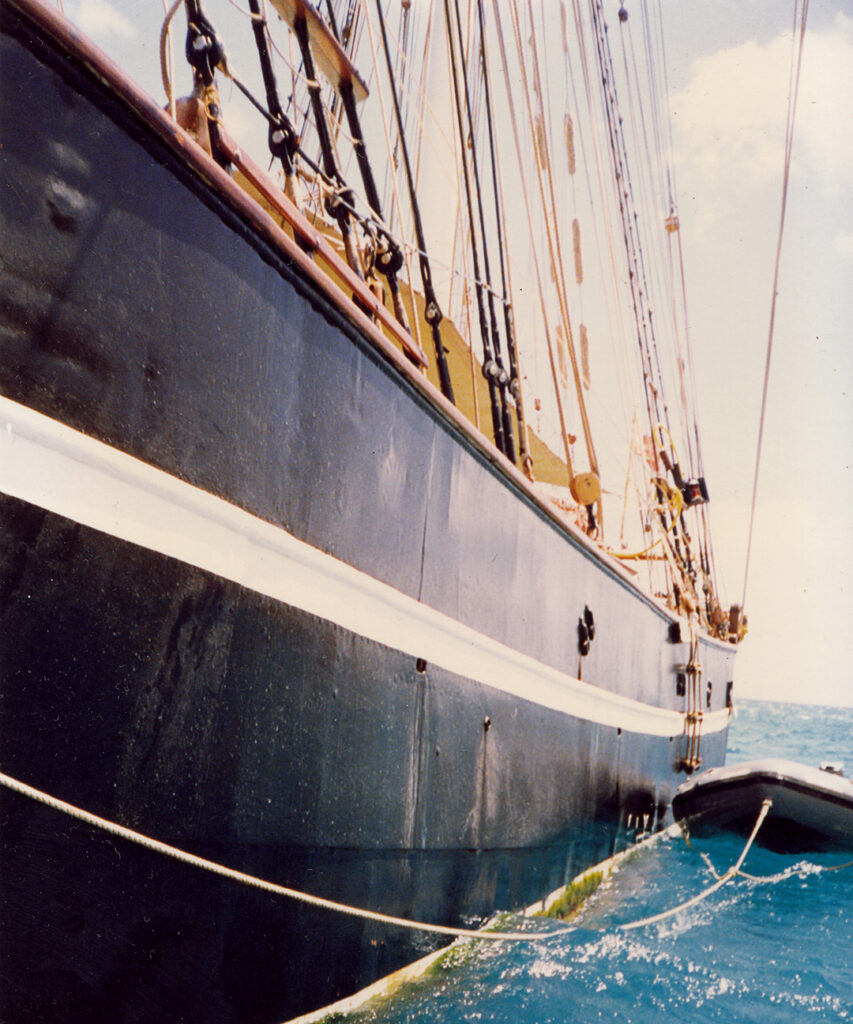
[618,800,772,931]
[701,849,853,884]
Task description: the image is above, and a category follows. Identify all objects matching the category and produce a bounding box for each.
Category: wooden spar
[267,0,368,102]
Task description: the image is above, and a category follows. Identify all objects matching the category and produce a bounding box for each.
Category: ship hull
[0,2,734,1020]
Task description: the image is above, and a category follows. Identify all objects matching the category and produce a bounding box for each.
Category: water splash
[342,703,852,1023]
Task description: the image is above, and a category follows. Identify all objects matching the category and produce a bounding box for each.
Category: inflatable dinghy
[672,759,853,852]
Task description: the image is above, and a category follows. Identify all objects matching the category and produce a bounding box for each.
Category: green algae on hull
[538,870,603,920]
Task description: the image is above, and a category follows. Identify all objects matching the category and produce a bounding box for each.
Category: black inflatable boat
[672,759,853,852]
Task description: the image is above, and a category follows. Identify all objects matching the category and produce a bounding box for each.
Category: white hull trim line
[0,396,729,739]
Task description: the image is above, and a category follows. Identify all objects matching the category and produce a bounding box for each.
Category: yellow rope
[609,535,664,562]
[159,0,184,120]
[608,476,682,560]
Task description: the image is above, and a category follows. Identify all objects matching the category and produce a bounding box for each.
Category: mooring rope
[0,771,566,943]
[701,849,853,884]
[0,773,796,942]
[618,800,772,931]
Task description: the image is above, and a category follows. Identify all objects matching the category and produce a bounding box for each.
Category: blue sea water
[346,700,853,1023]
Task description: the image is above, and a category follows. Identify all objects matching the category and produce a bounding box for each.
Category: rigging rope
[291,11,363,277]
[495,0,601,518]
[522,0,601,491]
[326,5,413,335]
[741,0,810,611]
[490,0,577,489]
[442,0,509,455]
[357,3,426,357]
[564,0,649,542]
[588,0,670,471]
[246,0,299,198]
[374,0,455,400]
[622,6,700,489]
[476,0,531,470]
[159,0,183,121]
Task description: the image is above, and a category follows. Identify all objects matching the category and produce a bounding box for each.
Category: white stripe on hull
[0,395,730,738]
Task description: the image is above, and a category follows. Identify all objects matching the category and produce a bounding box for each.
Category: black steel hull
[0,2,735,1020]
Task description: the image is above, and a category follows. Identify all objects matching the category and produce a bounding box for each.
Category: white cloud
[672,15,853,194]
[73,0,135,41]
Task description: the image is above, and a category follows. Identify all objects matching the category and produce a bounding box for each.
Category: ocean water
[343,700,853,1023]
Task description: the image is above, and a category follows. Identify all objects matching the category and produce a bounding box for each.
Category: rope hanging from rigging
[475,0,531,471]
[291,10,363,278]
[324,3,413,336]
[741,0,810,612]
[375,0,455,402]
[246,0,300,200]
[443,0,512,459]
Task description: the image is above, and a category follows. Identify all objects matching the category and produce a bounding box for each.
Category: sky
[59,0,852,707]
[662,2,853,707]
